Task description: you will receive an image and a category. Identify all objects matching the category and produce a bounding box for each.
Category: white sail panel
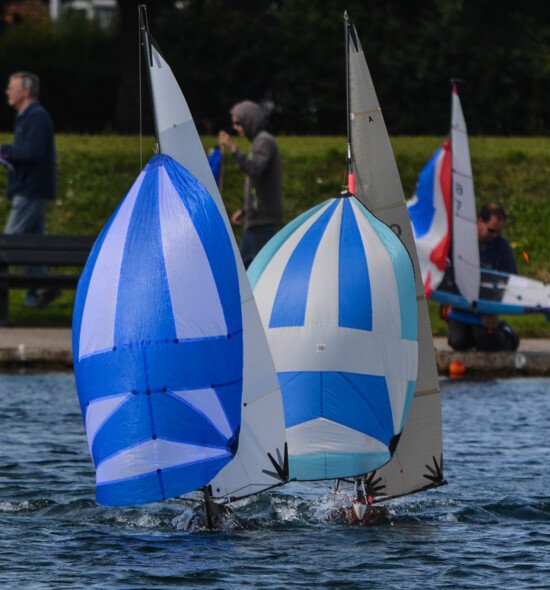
[451,87,480,306]
[172,388,233,439]
[158,167,227,339]
[265,326,417,377]
[253,203,331,327]
[78,172,144,360]
[86,393,132,452]
[209,294,287,499]
[348,21,443,498]
[96,439,231,484]
[287,418,390,480]
[303,200,342,326]
[147,42,223,213]
[352,200,401,337]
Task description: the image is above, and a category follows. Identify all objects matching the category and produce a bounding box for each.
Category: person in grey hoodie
[219,100,283,268]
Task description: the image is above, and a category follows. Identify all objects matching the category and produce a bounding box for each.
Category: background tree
[0,0,548,135]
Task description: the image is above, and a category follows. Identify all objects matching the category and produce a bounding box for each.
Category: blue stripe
[338,198,372,330]
[269,199,339,328]
[115,162,177,344]
[96,454,231,506]
[353,198,417,341]
[248,201,328,289]
[408,147,441,238]
[289,451,391,481]
[279,370,394,446]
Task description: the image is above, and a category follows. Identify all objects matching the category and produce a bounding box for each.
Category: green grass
[1,134,549,336]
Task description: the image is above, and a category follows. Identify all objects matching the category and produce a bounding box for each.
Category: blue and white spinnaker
[249,194,418,481]
[73,154,243,505]
[72,10,287,508]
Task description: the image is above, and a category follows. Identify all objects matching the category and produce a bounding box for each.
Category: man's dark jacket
[230,101,282,229]
[1,101,56,200]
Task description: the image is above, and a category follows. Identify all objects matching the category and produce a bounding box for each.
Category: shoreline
[0,328,549,377]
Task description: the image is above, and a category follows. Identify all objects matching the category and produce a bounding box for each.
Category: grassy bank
[1,134,549,336]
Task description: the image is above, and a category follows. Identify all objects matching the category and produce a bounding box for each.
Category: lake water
[0,373,548,589]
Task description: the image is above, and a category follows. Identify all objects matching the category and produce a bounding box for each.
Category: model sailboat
[248,13,445,522]
[72,7,288,524]
[409,87,550,319]
[408,83,479,303]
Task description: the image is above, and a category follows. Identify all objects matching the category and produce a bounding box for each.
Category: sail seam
[413,387,440,397]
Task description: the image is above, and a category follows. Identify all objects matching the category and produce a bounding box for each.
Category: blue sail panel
[251,194,418,480]
[73,154,243,506]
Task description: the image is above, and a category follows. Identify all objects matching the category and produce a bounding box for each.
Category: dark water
[0,373,549,589]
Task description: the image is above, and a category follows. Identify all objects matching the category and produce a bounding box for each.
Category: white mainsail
[347,16,444,499]
[142,28,287,500]
[451,84,481,307]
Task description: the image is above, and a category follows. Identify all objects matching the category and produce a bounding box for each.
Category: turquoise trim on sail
[353,198,417,341]
[247,200,329,289]
[289,451,391,481]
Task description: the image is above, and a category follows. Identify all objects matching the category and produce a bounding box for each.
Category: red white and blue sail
[407,140,452,297]
[248,195,418,481]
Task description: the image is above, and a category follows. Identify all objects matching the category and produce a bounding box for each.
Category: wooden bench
[0,234,95,326]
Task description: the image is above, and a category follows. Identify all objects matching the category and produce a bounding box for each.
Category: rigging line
[138,4,143,170]
[243,384,282,406]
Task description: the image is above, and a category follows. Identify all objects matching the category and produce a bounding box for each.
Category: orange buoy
[449,360,466,378]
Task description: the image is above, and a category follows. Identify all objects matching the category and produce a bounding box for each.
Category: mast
[344,11,354,194]
[138,5,160,151]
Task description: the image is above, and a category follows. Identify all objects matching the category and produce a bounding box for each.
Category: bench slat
[0,234,95,325]
[0,234,96,251]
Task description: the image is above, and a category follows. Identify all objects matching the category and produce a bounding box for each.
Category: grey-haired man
[1,72,59,308]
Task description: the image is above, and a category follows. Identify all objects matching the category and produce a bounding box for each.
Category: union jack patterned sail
[407,140,452,297]
[248,194,418,481]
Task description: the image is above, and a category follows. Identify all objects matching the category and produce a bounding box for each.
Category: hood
[230,101,266,140]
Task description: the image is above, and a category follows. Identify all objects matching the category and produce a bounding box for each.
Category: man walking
[1,71,59,308]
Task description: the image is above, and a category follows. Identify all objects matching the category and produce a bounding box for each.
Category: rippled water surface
[0,374,548,589]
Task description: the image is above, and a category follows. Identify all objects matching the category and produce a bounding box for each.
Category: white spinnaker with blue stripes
[250,196,418,480]
[145,33,286,500]
[348,22,443,498]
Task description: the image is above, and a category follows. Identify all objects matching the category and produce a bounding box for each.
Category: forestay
[249,195,417,481]
[347,19,443,499]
